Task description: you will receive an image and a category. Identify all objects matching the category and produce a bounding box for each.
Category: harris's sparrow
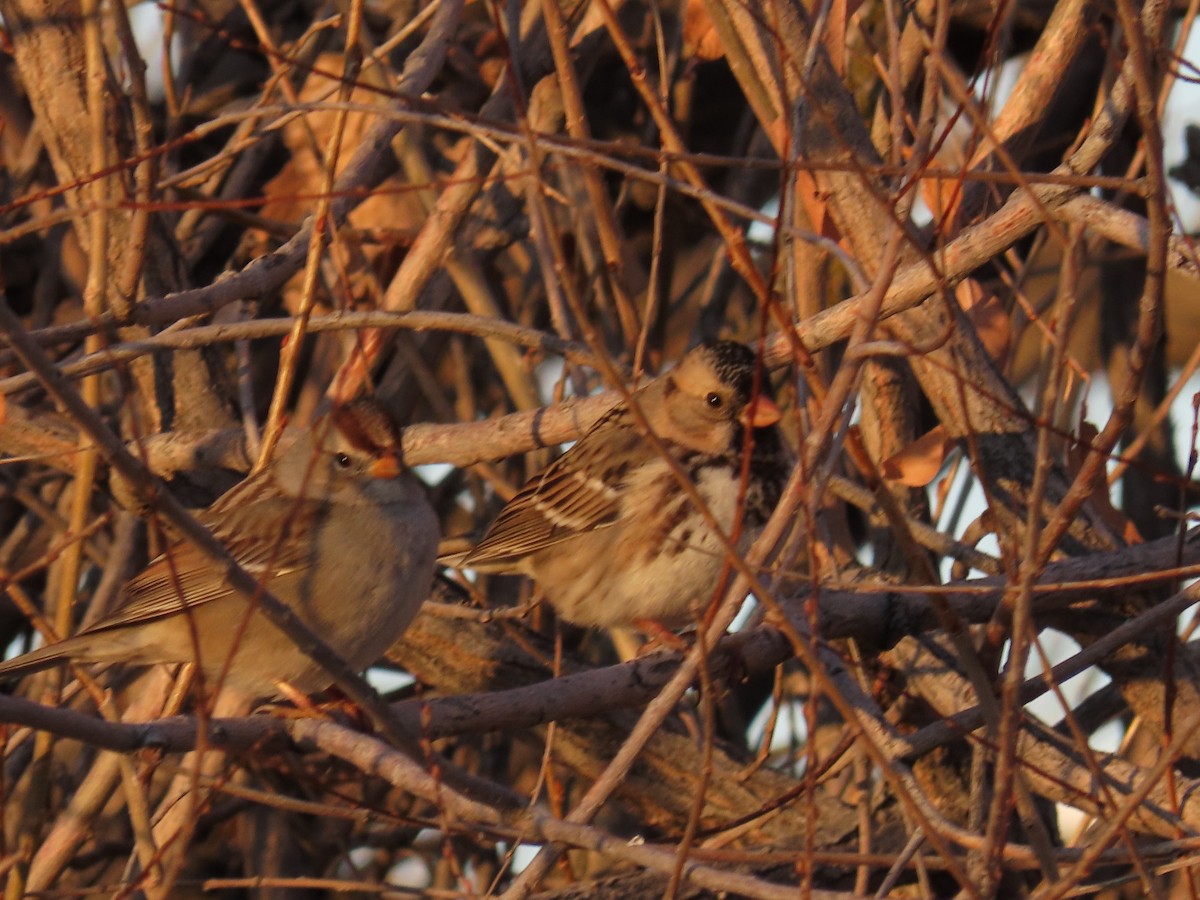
[462,341,790,629]
[0,400,440,697]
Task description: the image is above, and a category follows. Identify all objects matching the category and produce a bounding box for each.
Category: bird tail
[0,640,79,681]
[439,535,529,573]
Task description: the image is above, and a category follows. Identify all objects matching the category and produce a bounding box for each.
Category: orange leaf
[822,0,848,75]
[881,425,953,487]
[957,279,1011,363]
[682,0,725,61]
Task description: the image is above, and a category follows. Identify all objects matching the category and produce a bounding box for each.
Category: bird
[0,399,440,698]
[461,340,790,630]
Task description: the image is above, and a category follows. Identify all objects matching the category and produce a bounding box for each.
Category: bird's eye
[334,452,352,469]
[705,392,723,409]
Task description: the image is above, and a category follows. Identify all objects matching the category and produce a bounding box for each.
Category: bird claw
[633,618,690,654]
[256,681,359,723]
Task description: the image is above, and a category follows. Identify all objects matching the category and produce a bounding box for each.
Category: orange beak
[741,395,781,428]
[369,452,402,479]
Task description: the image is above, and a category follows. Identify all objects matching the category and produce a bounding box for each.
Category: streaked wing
[465,411,642,567]
[87,498,322,633]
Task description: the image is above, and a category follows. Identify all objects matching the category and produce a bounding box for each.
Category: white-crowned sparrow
[0,400,440,697]
[461,340,789,628]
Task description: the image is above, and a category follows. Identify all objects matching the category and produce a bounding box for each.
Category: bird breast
[307,487,439,663]
[530,455,750,628]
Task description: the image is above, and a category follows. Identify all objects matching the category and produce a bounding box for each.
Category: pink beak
[369,452,402,479]
[741,395,781,428]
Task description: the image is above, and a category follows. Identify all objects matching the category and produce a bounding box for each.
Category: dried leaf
[881,425,953,487]
[682,0,725,60]
[821,0,854,75]
[957,279,1011,363]
[1069,423,1142,544]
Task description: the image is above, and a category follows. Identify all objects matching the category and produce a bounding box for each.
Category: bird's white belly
[533,463,750,628]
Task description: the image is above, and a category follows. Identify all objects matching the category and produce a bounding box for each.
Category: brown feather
[456,340,791,628]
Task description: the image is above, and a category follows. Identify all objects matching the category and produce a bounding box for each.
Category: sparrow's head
[274,399,409,503]
[657,341,781,453]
